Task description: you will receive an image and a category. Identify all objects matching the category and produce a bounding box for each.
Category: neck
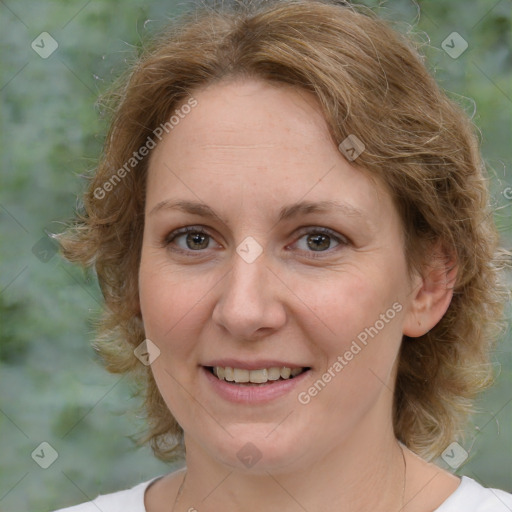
[174,418,406,512]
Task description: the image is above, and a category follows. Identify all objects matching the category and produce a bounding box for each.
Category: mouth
[205,365,310,385]
[201,360,312,403]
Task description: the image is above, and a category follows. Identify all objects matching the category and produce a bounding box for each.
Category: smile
[208,366,308,384]
[202,364,312,403]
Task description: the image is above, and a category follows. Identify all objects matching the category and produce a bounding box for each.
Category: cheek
[324,279,405,397]
[139,262,211,426]
[295,274,405,430]
[290,267,405,355]
[139,255,209,341]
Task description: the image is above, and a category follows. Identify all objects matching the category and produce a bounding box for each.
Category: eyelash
[163,225,349,259]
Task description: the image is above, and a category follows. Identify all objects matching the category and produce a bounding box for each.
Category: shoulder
[435,476,512,512]
[52,478,160,512]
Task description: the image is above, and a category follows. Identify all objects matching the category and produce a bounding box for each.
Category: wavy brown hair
[59,0,509,462]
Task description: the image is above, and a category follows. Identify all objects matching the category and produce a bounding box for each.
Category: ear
[402,245,457,338]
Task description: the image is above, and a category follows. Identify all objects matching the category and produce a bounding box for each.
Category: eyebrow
[149,199,364,223]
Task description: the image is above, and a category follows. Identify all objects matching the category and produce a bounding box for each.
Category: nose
[211,250,287,341]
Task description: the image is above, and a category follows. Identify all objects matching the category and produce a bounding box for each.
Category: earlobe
[402,248,457,338]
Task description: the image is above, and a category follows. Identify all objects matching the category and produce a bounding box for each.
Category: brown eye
[164,226,218,253]
[292,227,348,257]
[306,233,332,251]
[185,231,210,250]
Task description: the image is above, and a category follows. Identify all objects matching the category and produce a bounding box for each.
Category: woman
[55,0,512,510]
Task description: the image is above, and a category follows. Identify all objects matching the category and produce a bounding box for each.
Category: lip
[201,365,311,404]
[202,359,308,371]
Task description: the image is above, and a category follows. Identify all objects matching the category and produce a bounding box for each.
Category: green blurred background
[0,0,511,510]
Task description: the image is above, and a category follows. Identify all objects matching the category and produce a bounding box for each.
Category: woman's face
[139,77,420,472]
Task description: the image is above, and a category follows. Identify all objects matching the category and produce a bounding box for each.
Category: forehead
[164,78,333,166]
[145,77,394,225]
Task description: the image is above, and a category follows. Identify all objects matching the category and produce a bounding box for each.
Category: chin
[195,423,319,474]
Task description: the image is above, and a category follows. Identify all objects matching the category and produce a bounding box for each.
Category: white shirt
[54,476,512,511]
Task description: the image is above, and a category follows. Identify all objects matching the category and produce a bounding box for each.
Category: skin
[139,77,460,512]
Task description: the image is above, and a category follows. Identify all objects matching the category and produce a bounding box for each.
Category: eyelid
[292,226,349,245]
[163,225,221,251]
[287,226,349,258]
[164,225,210,243]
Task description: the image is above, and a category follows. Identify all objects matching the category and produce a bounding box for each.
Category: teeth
[233,368,249,383]
[211,366,306,384]
[267,367,281,381]
[224,367,234,381]
[249,369,268,383]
